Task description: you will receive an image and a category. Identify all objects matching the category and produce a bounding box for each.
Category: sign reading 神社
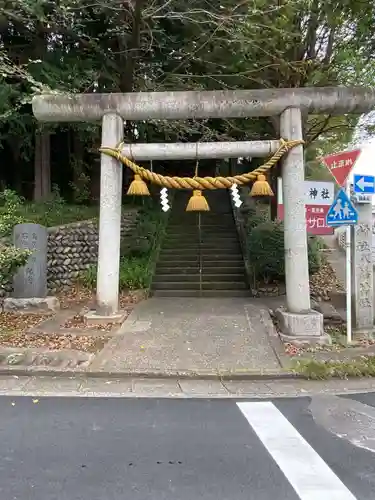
[277,178,335,235]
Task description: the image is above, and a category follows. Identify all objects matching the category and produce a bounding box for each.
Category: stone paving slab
[79,377,133,395]
[179,379,229,395]
[89,298,282,376]
[132,378,181,396]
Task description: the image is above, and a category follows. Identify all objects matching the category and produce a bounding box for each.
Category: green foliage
[241,205,269,234]
[69,173,91,204]
[0,190,31,290]
[293,357,375,380]
[119,257,150,290]
[246,220,285,283]
[0,244,32,292]
[307,236,324,274]
[246,220,322,283]
[0,189,98,232]
[0,187,96,292]
[0,189,25,236]
[2,0,375,199]
[79,256,151,291]
[80,201,167,291]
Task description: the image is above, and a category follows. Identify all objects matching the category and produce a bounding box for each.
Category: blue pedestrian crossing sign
[326,189,358,227]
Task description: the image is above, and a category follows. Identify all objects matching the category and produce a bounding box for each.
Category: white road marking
[237,401,357,500]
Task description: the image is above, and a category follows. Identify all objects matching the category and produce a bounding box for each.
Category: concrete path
[2,393,375,498]
[89,297,281,376]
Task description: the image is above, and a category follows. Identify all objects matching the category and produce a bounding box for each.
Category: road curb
[0,367,303,381]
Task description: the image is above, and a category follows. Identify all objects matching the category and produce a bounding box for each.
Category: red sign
[277,204,333,235]
[321,149,360,187]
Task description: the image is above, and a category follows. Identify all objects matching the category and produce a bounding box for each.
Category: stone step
[161,242,241,250]
[170,216,233,220]
[163,241,240,248]
[157,257,243,265]
[152,281,247,290]
[155,265,245,273]
[167,223,235,229]
[153,273,245,282]
[165,234,239,241]
[166,230,237,236]
[152,289,250,298]
[156,258,244,266]
[170,209,233,213]
[160,247,242,256]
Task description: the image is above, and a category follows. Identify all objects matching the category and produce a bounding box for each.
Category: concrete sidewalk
[89,297,283,377]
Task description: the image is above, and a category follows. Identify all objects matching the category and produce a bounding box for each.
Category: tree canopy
[1,0,375,198]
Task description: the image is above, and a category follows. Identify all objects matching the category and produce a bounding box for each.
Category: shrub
[79,201,167,291]
[245,213,268,233]
[240,204,268,234]
[307,236,322,274]
[246,220,322,283]
[247,220,285,282]
[0,189,24,236]
[119,257,150,290]
[0,244,31,292]
[0,190,31,291]
[79,256,150,291]
[122,237,152,258]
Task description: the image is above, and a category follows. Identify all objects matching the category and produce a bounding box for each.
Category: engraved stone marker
[352,202,374,331]
[13,223,48,298]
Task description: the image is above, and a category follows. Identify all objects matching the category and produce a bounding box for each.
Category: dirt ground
[0,287,146,352]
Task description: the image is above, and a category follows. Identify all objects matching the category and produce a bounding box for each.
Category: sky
[349,137,375,181]
[347,111,375,204]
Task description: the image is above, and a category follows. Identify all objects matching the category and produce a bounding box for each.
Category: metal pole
[345,180,352,343]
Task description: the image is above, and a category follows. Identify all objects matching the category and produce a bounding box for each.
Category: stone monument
[351,202,374,332]
[12,223,48,298]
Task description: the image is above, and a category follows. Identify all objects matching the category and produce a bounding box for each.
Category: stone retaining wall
[0,209,139,296]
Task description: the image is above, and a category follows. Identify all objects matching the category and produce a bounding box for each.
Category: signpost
[277,178,334,235]
[321,149,361,344]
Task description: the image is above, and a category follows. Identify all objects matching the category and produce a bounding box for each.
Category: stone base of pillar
[83,310,127,326]
[352,327,375,338]
[3,296,60,313]
[275,307,331,346]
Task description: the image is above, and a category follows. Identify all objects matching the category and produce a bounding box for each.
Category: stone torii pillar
[95,113,124,318]
[32,87,375,337]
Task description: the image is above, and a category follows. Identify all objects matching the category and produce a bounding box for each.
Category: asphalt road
[1,393,375,499]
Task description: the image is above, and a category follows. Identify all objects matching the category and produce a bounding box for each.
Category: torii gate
[32,87,375,339]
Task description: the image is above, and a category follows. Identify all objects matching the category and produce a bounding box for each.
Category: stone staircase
[151,190,249,297]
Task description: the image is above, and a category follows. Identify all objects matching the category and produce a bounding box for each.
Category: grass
[293,356,375,379]
[4,195,152,228]
[9,201,99,228]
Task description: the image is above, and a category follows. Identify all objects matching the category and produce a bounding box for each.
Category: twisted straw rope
[99,138,304,190]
